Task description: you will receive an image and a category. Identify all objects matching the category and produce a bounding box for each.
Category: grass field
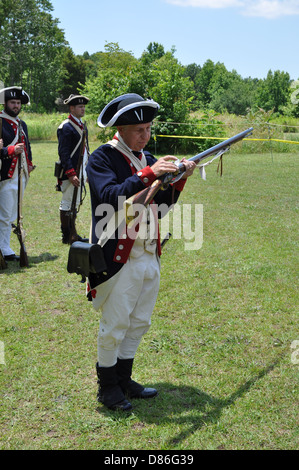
[0,140,298,450]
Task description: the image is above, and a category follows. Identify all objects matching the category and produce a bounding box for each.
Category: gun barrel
[166,127,253,182]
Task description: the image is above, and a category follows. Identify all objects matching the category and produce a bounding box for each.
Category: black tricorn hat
[0,86,30,105]
[97,93,160,128]
[64,94,89,106]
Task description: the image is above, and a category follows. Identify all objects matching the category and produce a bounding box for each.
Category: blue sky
[50,0,299,80]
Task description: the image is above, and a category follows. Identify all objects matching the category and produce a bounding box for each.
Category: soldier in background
[56,94,90,244]
[0,86,33,261]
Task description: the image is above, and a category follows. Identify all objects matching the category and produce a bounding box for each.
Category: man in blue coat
[57,94,90,244]
[0,86,33,261]
[86,93,196,411]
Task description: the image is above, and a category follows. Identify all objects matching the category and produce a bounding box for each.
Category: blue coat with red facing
[57,115,89,181]
[86,143,187,296]
[0,117,32,180]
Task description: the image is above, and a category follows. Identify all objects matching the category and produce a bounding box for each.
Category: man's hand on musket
[0,138,3,150]
[28,163,36,174]
[180,157,196,179]
[14,143,24,155]
[68,174,80,187]
[151,155,180,177]
[151,155,196,180]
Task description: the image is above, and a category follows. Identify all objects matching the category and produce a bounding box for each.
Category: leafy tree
[209,67,258,115]
[183,63,201,109]
[0,0,67,111]
[88,42,137,76]
[82,43,194,123]
[80,69,129,115]
[289,79,299,117]
[191,60,261,115]
[195,59,216,107]
[140,42,165,65]
[59,47,87,99]
[81,43,197,152]
[147,52,194,122]
[254,70,291,113]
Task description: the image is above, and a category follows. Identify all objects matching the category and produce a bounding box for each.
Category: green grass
[0,142,298,450]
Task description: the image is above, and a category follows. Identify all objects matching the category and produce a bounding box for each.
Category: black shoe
[97,387,132,411]
[4,254,20,261]
[106,397,133,412]
[116,358,158,400]
[126,380,158,399]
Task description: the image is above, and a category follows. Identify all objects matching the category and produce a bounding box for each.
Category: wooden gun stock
[0,249,7,270]
[124,179,165,224]
[12,223,29,267]
[15,121,29,268]
[19,241,29,267]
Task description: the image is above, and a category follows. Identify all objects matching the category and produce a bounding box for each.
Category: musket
[0,118,6,269]
[12,120,29,267]
[124,127,253,224]
[68,122,87,244]
[0,249,7,269]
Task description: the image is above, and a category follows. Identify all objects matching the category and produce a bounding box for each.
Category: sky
[50,0,299,81]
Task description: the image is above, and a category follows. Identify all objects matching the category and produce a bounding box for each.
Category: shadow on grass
[97,354,285,448]
[0,252,59,275]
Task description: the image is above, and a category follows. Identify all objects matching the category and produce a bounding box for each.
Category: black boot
[96,363,132,411]
[60,210,71,244]
[116,358,158,399]
[60,210,87,244]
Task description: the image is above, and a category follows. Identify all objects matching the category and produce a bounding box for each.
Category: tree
[83,45,194,124]
[183,63,201,109]
[88,42,137,76]
[81,43,196,152]
[59,47,87,99]
[195,59,216,107]
[80,69,129,115]
[208,67,258,115]
[128,50,196,152]
[289,79,299,117]
[254,70,291,113]
[0,0,67,111]
[140,42,165,65]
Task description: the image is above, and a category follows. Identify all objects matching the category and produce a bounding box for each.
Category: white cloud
[165,0,299,18]
[242,0,299,18]
[166,0,242,7]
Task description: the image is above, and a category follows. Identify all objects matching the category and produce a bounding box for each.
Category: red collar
[68,114,83,129]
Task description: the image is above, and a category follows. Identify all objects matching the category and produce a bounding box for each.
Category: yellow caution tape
[248,138,299,145]
[154,135,299,145]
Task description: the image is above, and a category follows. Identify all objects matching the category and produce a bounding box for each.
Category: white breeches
[95,252,161,367]
[59,180,83,212]
[0,173,27,256]
[59,157,87,212]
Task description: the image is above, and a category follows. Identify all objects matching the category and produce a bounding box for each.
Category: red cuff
[136,165,157,187]
[66,168,76,177]
[174,178,187,192]
[7,146,15,157]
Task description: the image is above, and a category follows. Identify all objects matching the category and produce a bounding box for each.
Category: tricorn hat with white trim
[0,86,30,105]
[64,94,89,106]
[97,93,160,128]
